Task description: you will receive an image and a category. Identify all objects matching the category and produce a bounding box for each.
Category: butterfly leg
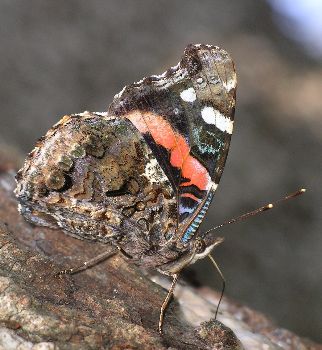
[56,246,118,276]
[208,254,226,319]
[158,273,179,334]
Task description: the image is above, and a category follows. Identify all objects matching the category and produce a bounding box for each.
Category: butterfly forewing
[108,44,236,243]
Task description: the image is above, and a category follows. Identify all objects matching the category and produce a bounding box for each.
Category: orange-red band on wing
[125,110,210,191]
[180,192,200,201]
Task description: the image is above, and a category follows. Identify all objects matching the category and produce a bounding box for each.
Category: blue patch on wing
[181,192,213,243]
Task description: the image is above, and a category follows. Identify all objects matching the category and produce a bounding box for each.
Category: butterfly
[15,44,237,333]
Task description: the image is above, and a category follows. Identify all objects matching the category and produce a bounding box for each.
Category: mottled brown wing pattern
[15,112,178,263]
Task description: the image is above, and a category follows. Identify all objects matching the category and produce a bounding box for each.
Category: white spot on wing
[180,87,196,102]
[114,85,127,98]
[211,182,218,192]
[136,78,145,84]
[151,71,167,79]
[171,62,180,70]
[144,157,171,188]
[223,76,236,91]
[93,112,108,117]
[201,107,234,134]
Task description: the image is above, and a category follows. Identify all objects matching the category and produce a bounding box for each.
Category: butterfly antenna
[205,188,306,319]
[208,254,225,319]
[204,188,306,237]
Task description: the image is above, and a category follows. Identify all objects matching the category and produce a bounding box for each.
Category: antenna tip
[300,188,306,193]
[263,203,274,211]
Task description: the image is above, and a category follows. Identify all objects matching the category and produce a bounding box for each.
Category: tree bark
[0,165,321,350]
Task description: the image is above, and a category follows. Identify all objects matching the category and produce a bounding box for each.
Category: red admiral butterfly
[15,44,237,333]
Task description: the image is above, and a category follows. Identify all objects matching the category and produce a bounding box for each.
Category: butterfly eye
[194,238,206,254]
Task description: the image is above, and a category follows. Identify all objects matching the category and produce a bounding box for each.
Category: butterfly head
[158,234,224,275]
[188,235,224,264]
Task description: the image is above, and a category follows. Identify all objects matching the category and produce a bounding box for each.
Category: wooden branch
[0,166,321,350]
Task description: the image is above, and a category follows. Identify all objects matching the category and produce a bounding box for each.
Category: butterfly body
[15,44,236,276]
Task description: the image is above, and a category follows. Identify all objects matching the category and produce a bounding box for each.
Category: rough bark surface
[0,164,321,350]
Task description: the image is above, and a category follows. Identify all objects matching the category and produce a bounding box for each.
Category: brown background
[0,0,321,342]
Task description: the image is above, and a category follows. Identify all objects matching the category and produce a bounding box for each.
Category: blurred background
[0,0,321,342]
